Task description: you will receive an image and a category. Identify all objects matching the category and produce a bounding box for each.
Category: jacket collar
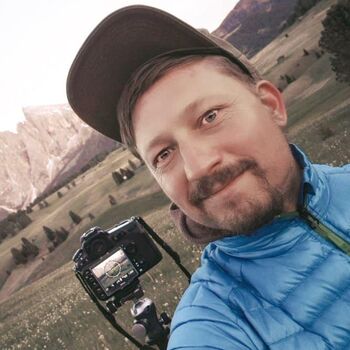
[291,144,330,217]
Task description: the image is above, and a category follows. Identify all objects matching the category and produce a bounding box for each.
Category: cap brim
[67,5,257,142]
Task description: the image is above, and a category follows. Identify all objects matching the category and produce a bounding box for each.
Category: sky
[0,0,239,132]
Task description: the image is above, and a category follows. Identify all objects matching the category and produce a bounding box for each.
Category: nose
[180,139,222,182]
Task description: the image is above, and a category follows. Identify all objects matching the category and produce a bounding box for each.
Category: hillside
[214,0,298,57]
[251,0,350,165]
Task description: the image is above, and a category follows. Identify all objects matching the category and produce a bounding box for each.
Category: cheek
[152,169,187,205]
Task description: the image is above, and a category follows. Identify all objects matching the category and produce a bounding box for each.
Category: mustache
[188,159,258,206]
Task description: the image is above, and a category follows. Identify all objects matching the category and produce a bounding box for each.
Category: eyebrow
[144,135,173,158]
[181,94,229,118]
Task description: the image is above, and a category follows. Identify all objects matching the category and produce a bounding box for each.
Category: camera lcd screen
[91,248,137,292]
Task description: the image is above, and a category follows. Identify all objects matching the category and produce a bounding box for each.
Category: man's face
[132,59,300,234]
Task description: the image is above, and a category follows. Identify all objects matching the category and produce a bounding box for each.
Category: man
[67,6,350,350]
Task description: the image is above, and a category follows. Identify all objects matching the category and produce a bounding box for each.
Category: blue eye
[202,110,218,125]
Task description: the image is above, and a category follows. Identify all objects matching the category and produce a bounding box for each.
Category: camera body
[73,217,162,301]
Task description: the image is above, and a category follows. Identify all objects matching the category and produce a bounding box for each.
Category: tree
[43,226,56,242]
[125,168,135,179]
[112,171,123,185]
[108,194,117,206]
[88,213,95,221]
[319,0,350,83]
[133,151,145,165]
[128,159,137,170]
[16,211,32,229]
[314,51,322,59]
[21,237,39,257]
[119,168,127,180]
[0,231,6,242]
[57,191,63,198]
[0,218,17,237]
[11,247,27,265]
[285,74,296,85]
[69,210,82,224]
[60,227,69,236]
[53,228,69,245]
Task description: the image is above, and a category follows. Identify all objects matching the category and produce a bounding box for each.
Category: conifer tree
[11,247,27,265]
[128,159,137,171]
[119,168,127,179]
[108,194,117,206]
[112,171,123,185]
[125,168,135,179]
[21,237,39,257]
[69,210,82,224]
[55,229,69,244]
[16,211,32,229]
[43,226,56,242]
[60,226,69,236]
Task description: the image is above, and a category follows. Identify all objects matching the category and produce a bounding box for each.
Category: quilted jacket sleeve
[167,304,260,350]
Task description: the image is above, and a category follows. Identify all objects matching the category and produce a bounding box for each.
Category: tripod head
[131,297,171,350]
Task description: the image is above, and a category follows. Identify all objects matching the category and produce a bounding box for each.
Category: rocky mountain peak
[0,104,116,220]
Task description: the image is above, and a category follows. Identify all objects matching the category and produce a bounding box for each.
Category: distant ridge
[214,0,298,58]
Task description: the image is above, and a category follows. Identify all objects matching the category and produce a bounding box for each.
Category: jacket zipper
[299,208,350,256]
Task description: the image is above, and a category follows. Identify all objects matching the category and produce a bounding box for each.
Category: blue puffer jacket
[168,146,350,350]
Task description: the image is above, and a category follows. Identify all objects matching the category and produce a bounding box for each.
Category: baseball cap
[66,5,260,142]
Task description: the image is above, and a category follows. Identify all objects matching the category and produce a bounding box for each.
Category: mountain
[0,104,116,220]
[213,0,298,58]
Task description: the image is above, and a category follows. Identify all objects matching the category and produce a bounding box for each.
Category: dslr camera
[73,217,162,303]
[73,216,190,349]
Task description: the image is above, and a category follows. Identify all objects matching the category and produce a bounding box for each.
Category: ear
[255,80,288,128]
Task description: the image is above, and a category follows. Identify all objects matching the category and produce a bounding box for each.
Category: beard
[187,159,288,235]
